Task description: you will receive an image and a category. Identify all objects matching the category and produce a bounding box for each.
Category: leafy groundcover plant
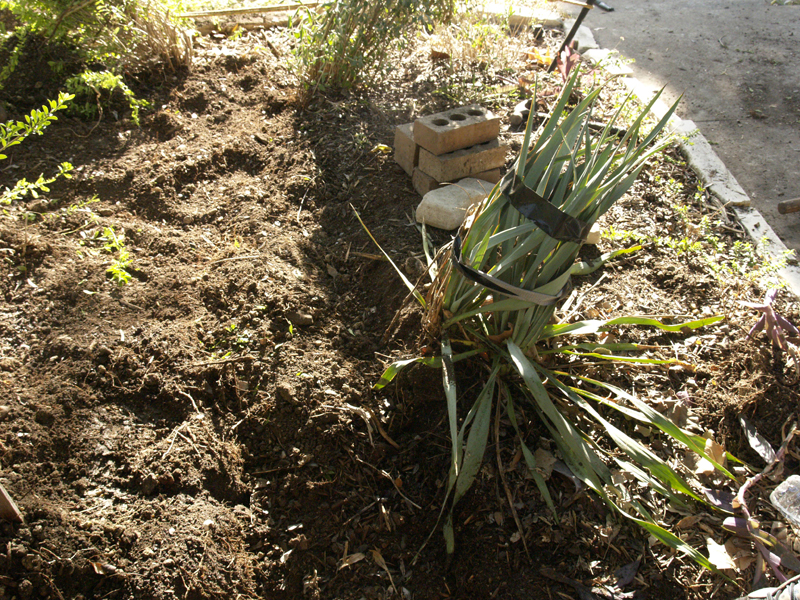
[376,71,733,569]
[1,92,74,205]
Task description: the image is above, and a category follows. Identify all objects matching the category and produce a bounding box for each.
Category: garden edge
[557,17,800,298]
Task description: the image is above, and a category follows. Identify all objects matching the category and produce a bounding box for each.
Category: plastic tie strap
[450,233,571,306]
[448,171,591,305]
[501,171,591,244]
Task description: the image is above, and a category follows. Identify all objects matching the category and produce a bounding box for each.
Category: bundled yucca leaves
[378,72,734,568]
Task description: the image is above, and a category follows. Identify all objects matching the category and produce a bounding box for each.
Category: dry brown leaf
[725,538,755,572]
[0,481,22,523]
[611,470,627,486]
[370,549,397,594]
[487,327,514,343]
[534,448,556,480]
[676,514,703,530]
[669,402,689,428]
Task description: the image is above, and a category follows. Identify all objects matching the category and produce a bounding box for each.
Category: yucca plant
[377,71,734,569]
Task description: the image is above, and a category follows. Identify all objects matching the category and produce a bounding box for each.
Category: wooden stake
[178,2,318,19]
[0,481,23,523]
[777,197,800,214]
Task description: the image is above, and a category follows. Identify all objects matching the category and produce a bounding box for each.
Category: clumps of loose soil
[0,20,798,600]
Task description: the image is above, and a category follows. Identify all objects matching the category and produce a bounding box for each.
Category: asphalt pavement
[558,0,800,251]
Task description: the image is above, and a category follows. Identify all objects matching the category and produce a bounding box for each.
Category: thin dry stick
[352,454,422,510]
[209,255,261,265]
[177,389,202,415]
[178,2,319,18]
[47,0,96,42]
[162,422,187,459]
[495,392,531,560]
[559,272,609,323]
[364,406,401,450]
[177,430,203,459]
[187,355,256,368]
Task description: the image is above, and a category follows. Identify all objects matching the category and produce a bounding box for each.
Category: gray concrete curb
[563,19,800,297]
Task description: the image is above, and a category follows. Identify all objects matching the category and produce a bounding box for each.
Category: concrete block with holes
[418,139,508,183]
[393,122,418,176]
[413,105,500,156]
[415,178,495,230]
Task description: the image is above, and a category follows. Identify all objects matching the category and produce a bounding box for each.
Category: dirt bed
[0,23,798,600]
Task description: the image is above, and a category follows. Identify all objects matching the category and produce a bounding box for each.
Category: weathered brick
[414,105,500,156]
[413,167,502,196]
[474,169,502,184]
[393,122,418,176]
[418,140,508,183]
[412,168,439,196]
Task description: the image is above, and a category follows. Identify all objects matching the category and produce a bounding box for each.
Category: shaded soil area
[0,23,799,600]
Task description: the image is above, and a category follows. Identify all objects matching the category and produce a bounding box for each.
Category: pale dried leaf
[611,470,627,486]
[370,549,397,594]
[90,561,106,575]
[338,552,365,570]
[706,538,736,570]
[695,437,726,476]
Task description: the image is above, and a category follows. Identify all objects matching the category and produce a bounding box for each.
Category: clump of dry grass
[422,1,555,72]
[109,1,194,71]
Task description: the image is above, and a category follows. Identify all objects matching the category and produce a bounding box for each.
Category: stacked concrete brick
[393,105,508,196]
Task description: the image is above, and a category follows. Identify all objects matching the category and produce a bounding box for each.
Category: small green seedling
[99,226,133,285]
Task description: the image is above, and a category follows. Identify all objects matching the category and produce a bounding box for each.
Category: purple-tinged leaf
[705,488,736,512]
[613,558,641,589]
[754,539,788,583]
[776,314,800,337]
[747,315,766,340]
[722,515,748,535]
[772,539,800,573]
[740,416,777,464]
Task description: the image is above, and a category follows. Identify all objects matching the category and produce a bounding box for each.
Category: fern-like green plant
[99,226,134,285]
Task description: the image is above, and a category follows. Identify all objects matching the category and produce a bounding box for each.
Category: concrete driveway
[559,0,800,251]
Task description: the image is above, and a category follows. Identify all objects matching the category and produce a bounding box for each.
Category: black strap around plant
[502,171,590,244]
[450,234,571,306]
[449,171,589,305]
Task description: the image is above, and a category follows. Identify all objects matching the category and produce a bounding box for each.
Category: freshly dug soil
[0,22,798,600]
